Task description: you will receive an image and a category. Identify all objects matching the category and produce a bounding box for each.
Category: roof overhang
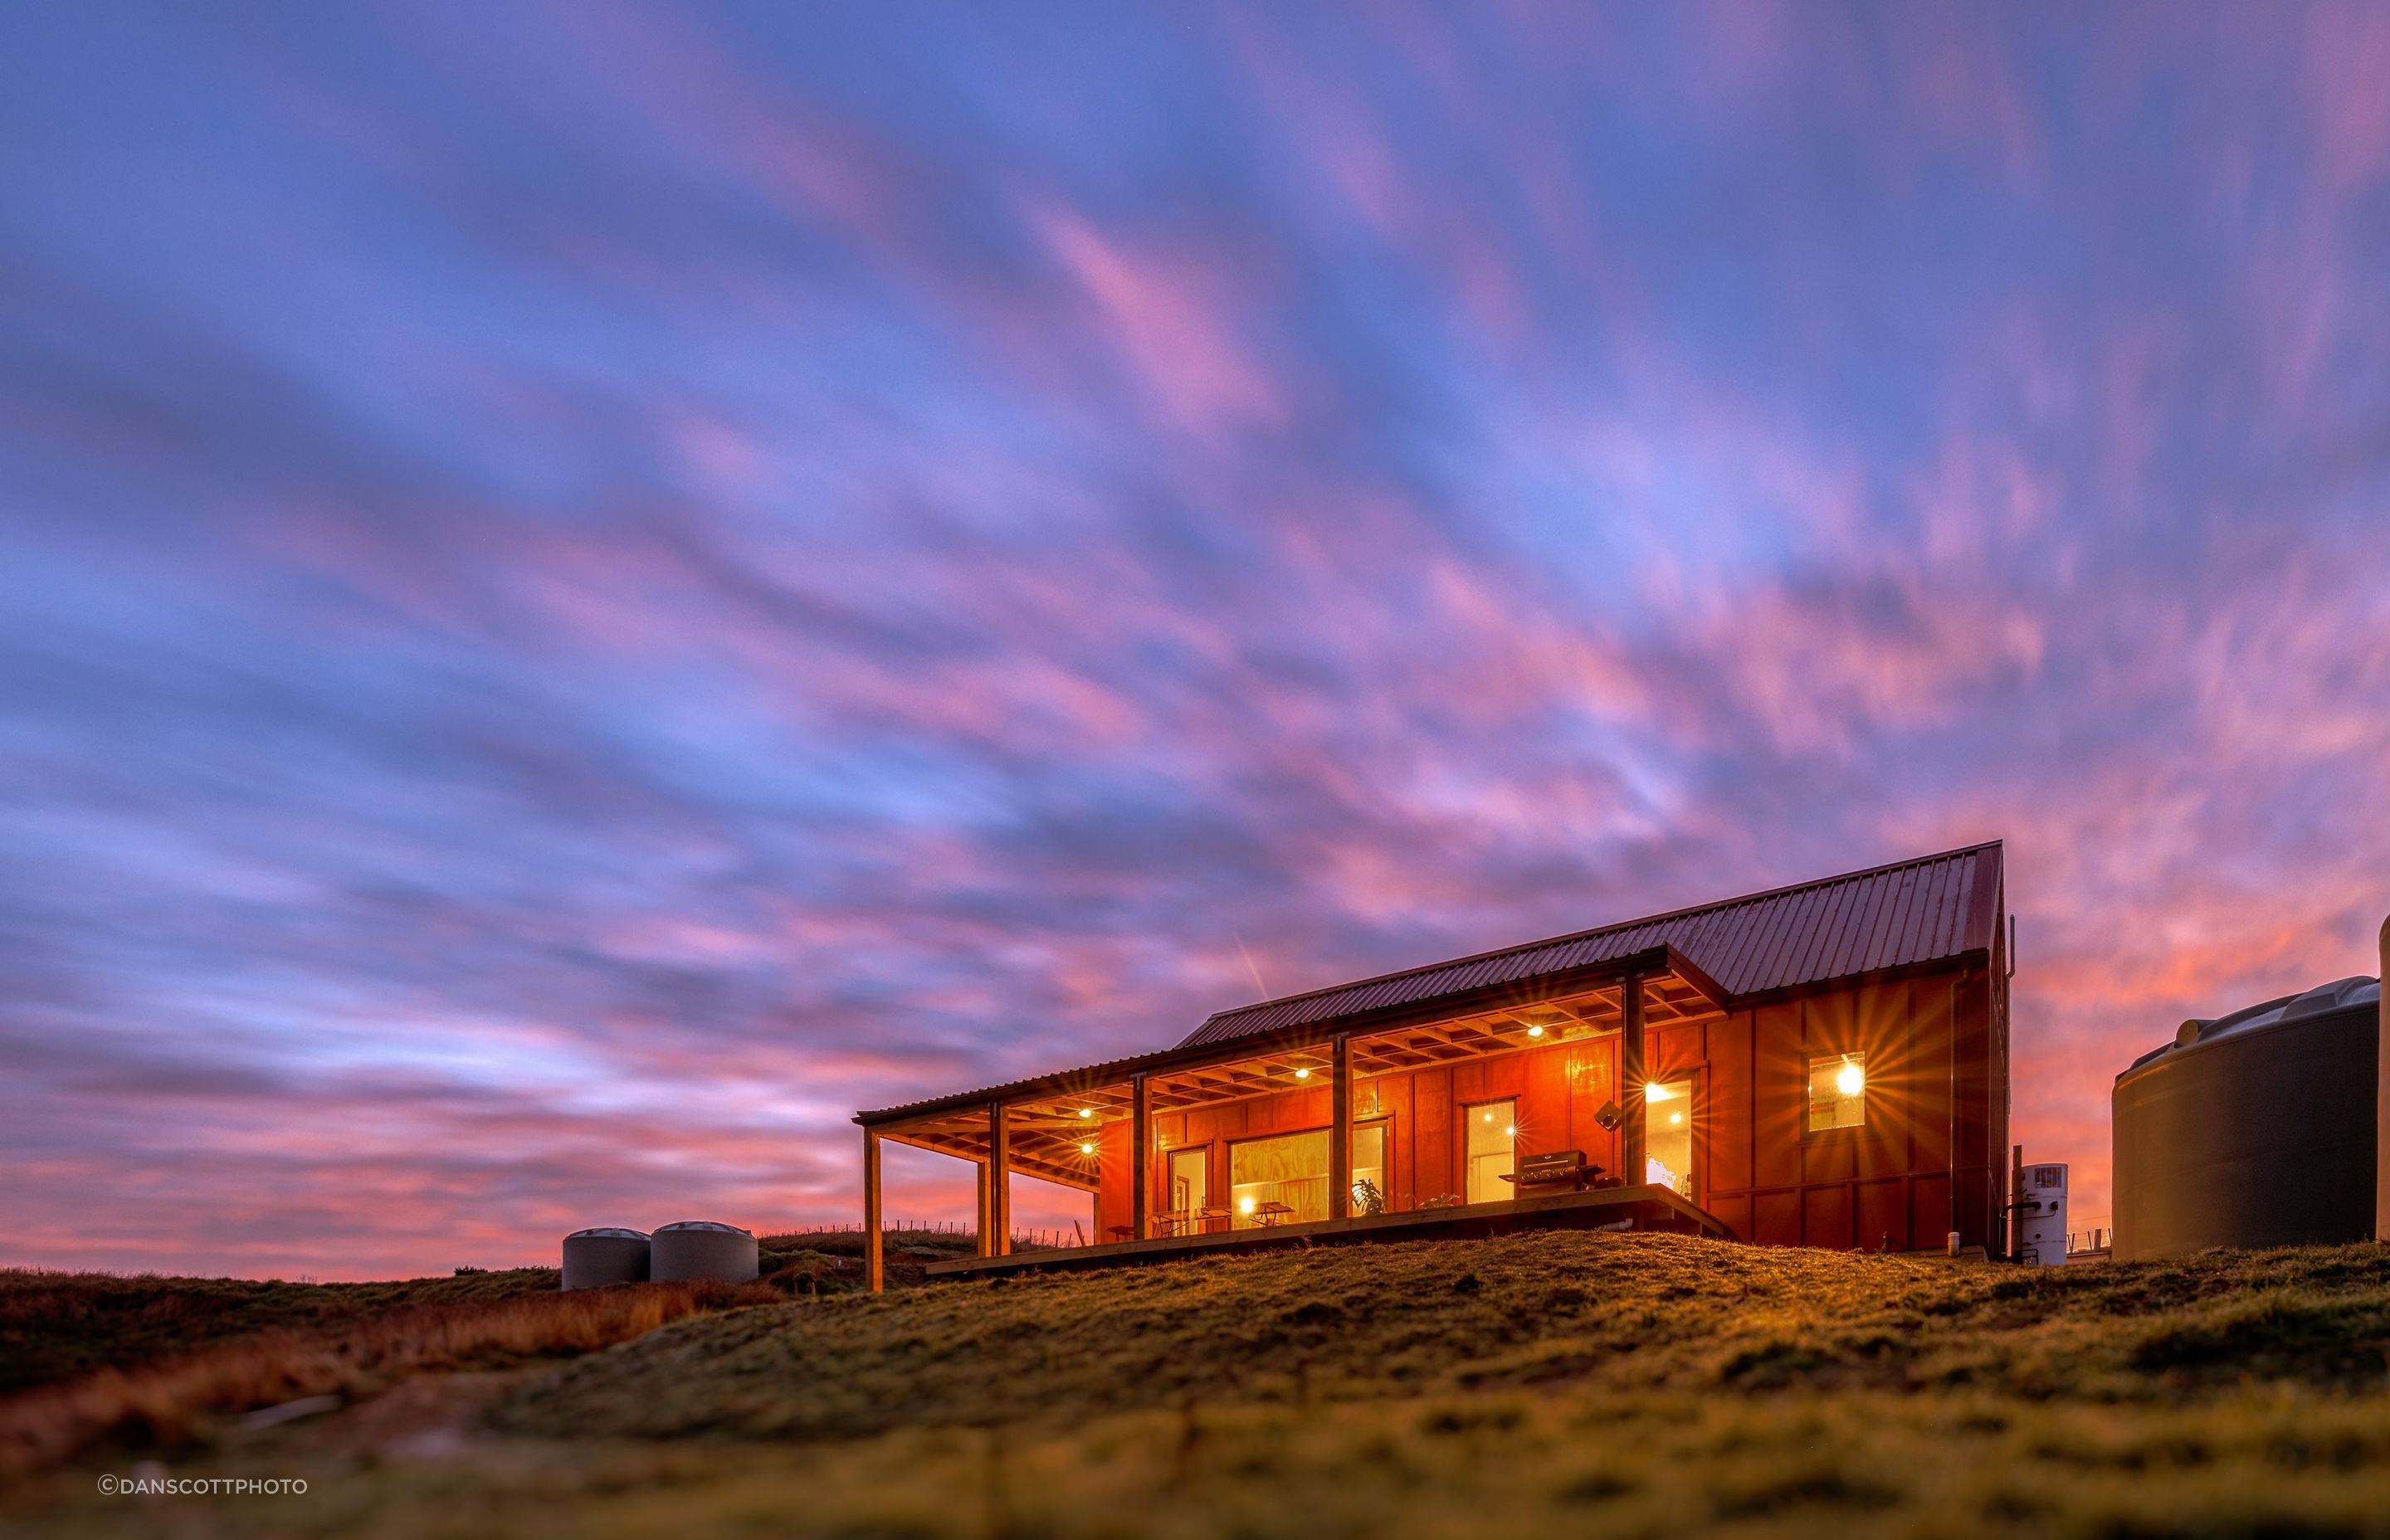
[856,942,1726,1132]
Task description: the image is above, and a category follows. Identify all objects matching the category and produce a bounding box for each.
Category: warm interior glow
[1482,1110,1495,1123]
[1806,1053,1867,1133]
[1646,1078,1695,1197]
[1503,1124,1516,1138]
[1238,1195,1256,1214]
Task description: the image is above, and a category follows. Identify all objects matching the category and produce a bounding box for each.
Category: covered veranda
[853,944,1732,1291]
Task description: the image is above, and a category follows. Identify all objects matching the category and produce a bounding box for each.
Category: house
[854,841,2012,1289]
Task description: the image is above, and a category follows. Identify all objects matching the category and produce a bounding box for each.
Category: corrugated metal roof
[1177,842,2002,1049]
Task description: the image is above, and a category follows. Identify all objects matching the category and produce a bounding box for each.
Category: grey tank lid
[566,1227,651,1240]
[655,1220,752,1235]
[2125,976,2381,1075]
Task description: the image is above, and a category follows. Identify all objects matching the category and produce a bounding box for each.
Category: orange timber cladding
[856,841,2012,1270]
[1095,965,2007,1251]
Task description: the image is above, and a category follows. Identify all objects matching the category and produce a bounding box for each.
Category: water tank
[650,1220,759,1283]
[561,1227,651,1289]
[2113,976,2379,1260]
[2378,918,2390,1242]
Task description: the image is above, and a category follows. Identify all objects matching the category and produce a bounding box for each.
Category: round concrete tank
[2113,976,2379,1261]
[651,1220,759,1284]
[561,1227,651,1289]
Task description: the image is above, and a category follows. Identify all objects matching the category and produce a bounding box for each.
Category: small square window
[1806,1053,1866,1133]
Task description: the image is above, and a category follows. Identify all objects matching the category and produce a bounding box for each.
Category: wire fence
[778,1221,1089,1249]
[2066,1226,2112,1255]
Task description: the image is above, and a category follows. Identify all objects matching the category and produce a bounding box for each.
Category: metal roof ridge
[1192,839,2002,1029]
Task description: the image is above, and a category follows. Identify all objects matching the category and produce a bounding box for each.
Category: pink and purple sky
[3,3,2388,1279]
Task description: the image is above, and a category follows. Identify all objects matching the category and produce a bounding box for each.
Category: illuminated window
[1807,1053,1866,1133]
[1228,1129,1329,1227]
[1464,1098,1516,1203]
[1645,1079,1694,1196]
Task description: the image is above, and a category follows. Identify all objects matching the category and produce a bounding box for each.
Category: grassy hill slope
[0,1230,970,1401]
[17,1229,2390,1538]
[501,1228,2390,1441]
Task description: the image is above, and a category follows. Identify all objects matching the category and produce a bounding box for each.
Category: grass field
[11,1229,2390,1538]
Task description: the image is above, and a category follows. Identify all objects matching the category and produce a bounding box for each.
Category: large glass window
[1645,1079,1694,1196]
[1229,1129,1329,1227]
[1807,1053,1866,1133]
[1464,1099,1516,1204]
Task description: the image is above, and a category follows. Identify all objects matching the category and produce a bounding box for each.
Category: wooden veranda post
[863,1127,885,1294]
[989,1102,1012,1256]
[1620,974,1647,1188]
[1329,1034,1353,1220]
[975,1157,993,1259]
[1131,1073,1152,1240]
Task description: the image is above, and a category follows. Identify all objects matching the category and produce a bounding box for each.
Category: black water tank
[2113,976,2379,1260]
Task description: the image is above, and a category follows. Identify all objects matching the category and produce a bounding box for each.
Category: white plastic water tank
[2016,1163,2068,1265]
[650,1220,759,1283]
[561,1227,651,1289]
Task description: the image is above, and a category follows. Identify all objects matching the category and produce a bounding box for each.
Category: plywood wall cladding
[1094,965,2011,1255]
[1706,973,2007,1251]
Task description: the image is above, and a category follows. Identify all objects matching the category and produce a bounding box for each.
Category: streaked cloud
[2,2,2386,1274]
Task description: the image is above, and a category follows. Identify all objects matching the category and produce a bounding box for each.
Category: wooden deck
[925,1184,1735,1280]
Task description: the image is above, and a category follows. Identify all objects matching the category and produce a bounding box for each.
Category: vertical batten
[863,1127,884,1294]
[1329,1034,1353,1221]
